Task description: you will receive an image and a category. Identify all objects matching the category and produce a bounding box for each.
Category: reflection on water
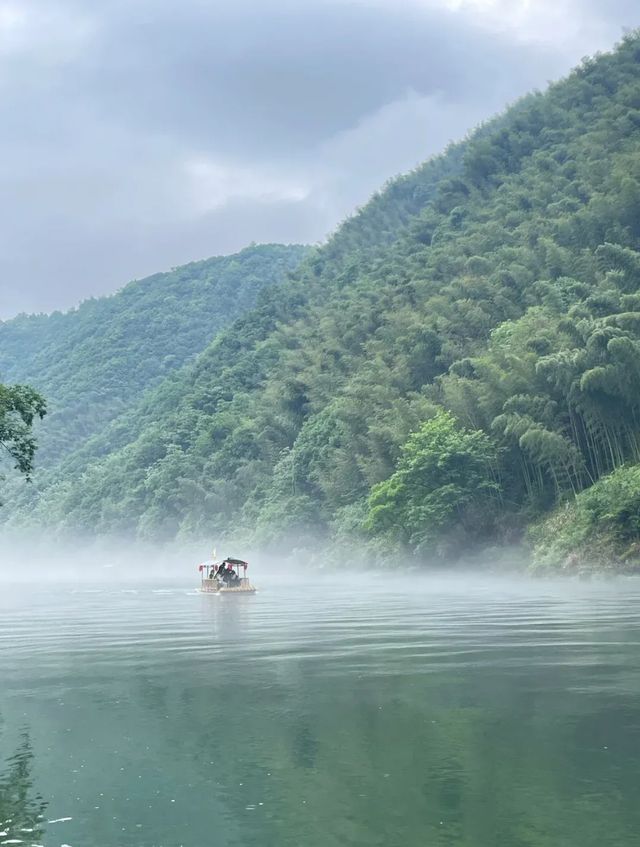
[1,575,640,846]
[0,730,48,845]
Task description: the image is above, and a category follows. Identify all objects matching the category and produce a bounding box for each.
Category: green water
[2,574,640,847]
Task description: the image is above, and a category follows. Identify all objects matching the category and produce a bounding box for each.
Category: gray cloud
[0,0,636,317]
[83,0,539,153]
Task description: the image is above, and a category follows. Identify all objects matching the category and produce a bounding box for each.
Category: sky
[0,0,638,317]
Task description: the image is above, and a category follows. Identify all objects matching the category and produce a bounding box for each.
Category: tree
[0,384,46,479]
[366,411,500,553]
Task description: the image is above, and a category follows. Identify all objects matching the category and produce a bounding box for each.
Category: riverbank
[529,465,640,574]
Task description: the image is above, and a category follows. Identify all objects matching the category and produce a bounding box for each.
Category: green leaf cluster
[366,411,500,555]
[0,384,46,480]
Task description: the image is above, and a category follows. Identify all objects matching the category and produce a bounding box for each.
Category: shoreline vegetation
[3,36,640,573]
[529,464,640,574]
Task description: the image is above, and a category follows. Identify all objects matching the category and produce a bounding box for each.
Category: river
[1,573,640,846]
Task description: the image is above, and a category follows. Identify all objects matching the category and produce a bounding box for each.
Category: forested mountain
[6,35,640,570]
[0,244,308,466]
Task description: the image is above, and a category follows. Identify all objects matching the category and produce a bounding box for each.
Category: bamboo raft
[197,556,257,594]
[199,577,257,594]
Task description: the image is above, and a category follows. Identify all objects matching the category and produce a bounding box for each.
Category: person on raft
[224,564,240,585]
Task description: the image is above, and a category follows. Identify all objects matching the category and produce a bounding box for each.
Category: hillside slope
[9,34,640,566]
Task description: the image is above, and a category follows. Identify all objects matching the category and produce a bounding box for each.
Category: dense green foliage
[531,464,640,570]
[366,411,499,555]
[0,383,46,482]
[6,35,640,565]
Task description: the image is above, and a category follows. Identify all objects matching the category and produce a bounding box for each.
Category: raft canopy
[198,557,248,572]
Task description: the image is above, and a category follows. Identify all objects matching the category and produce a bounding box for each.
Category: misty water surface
[2,571,640,847]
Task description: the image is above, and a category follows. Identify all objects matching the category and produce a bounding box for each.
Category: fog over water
[0,535,257,584]
[2,565,640,846]
[0,532,545,585]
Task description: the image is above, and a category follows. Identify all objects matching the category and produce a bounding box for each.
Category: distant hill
[0,243,309,465]
[6,34,640,570]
